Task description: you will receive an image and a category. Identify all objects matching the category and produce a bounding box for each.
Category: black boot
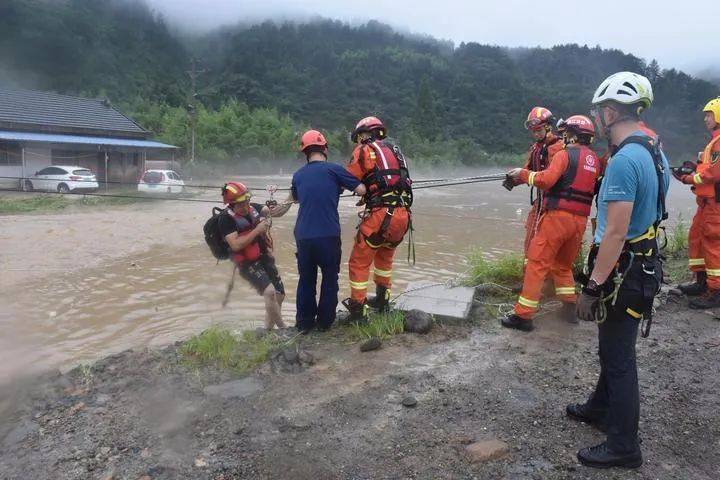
[688,289,720,309]
[577,442,642,469]
[566,403,607,432]
[501,314,534,332]
[559,302,579,324]
[677,271,707,296]
[367,285,390,312]
[338,298,368,324]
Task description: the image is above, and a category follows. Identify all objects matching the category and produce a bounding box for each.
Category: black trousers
[586,305,641,453]
[295,236,342,330]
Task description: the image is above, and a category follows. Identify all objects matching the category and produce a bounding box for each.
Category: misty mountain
[0,0,717,161]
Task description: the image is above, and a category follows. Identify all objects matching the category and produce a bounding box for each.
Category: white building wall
[23,146,52,174]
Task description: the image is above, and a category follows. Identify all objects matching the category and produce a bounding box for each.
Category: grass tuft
[465,249,524,287]
[350,310,407,341]
[180,326,291,373]
[0,192,152,214]
[666,217,689,257]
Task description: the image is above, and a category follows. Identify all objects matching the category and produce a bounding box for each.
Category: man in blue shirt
[571,72,669,469]
[289,130,366,333]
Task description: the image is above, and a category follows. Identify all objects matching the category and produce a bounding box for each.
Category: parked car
[137,170,185,194]
[25,166,99,193]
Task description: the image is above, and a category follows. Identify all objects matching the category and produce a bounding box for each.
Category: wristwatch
[584,279,601,296]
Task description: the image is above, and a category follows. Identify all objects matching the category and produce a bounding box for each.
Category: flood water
[0,171,698,379]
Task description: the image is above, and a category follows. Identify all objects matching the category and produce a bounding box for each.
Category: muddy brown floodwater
[0,172,697,381]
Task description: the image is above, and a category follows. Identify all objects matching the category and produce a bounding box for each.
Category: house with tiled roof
[0,87,177,189]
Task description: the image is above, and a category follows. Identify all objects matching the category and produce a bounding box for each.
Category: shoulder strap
[615,135,668,226]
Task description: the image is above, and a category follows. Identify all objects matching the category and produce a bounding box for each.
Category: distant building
[0,87,177,190]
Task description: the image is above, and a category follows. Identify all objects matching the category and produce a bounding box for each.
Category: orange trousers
[515,210,587,319]
[688,198,720,290]
[349,207,410,302]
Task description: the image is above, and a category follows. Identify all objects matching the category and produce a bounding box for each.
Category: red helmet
[524,107,555,130]
[300,129,328,153]
[564,115,596,136]
[222,181,251,204]
[351,116,386,142]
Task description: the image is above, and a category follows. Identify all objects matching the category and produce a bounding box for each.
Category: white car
[25,165,99,193]
[138,170,185,194]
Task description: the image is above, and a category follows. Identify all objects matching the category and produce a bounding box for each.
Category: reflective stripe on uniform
[706,268,720,277]
[528,171,538,186]
[517,296,539,308]
[349,280,369,290]
[373,268,392,278]
[693,173,703,185]
[555,286,576,295]
[626,307,643,319]
[689,258,706,266]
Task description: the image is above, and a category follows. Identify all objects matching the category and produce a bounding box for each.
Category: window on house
[0,142,23,166]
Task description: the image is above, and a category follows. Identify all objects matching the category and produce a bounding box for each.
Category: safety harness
[587,134,667,337]
[360,141,415,263]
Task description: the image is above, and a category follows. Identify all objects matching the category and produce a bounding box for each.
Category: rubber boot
[501,313,534,332]
[688,289,720,309]
[677,271,707,296]
[367,285,390,312]
[338,298,368,324]
[559,302,579,324]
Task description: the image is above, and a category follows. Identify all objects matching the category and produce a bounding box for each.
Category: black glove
[576,280,602,322]
[682,160,697,173]
[502,175,515,191]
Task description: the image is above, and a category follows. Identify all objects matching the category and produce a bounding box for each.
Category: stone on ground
[360,337,382,352]
[395,282,475,320]
[404,310,434,334]
[465,439,510,463]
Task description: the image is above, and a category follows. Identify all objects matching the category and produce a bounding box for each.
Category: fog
[147,0,715,75]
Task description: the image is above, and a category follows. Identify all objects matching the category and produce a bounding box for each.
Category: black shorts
[239,255,285,296]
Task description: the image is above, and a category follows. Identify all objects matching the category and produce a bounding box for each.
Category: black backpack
[204,207,230,260]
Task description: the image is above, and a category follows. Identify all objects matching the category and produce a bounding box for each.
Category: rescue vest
[528,136,562,172]
[360,140,413,209]
[693,132,720,199]
[544,145,598,217]
[229,205,264,264]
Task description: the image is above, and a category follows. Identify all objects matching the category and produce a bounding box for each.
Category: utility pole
[186,58,205,164]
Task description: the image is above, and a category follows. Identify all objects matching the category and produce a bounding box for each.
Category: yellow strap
[373,268,392,278]
[689,258,706,266]
[349,280,369,290]
[628,224,656,244]
[626,307,643,319]
[518,296,539,308]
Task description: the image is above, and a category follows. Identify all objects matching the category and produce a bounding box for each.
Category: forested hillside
[1,0,717,164]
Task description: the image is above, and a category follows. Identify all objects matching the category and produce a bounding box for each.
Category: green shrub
[465,249,524,286]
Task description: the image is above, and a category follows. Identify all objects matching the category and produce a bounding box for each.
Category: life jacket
[693,131,720,199]
[544,145,599,217]
[528,134,562,172]
[228,205,265,264]
[360,140,413,209]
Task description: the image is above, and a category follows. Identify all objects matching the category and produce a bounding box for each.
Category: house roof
[0,87,149,138]
[0,130,177,149]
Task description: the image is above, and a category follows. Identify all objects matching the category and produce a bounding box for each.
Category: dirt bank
[2,296,719,480]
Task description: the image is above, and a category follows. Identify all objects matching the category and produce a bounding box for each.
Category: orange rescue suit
[522,134,564,256]
[347,141,411,303]
[684,129,720,289]
[514,144,599,319]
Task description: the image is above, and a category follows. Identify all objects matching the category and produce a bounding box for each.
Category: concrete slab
[394,281,476,320]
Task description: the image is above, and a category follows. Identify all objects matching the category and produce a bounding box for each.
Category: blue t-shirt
[594,132,670,243]
[291,161,361,240]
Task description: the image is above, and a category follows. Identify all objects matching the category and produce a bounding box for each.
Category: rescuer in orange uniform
[343,116,412,322]
[516,107,566,256]
[502,115,600,331]
[675,98,720,307]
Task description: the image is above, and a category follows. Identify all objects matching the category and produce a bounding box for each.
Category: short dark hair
[576,133,594,145]
[607,101,642,120]
[303,145,327,158]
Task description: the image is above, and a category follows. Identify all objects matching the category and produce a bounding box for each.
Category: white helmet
[591,71,653,108]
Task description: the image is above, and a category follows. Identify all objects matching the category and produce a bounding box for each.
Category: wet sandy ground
[0,174,698,380]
